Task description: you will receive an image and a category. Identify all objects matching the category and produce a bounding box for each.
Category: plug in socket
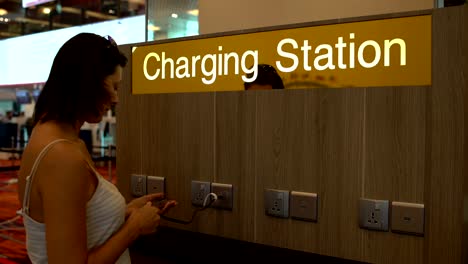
[211,183,233,210]
[191,181,211,207]
[264,189,289,218]
[359,198,389,231]
[131,174,146,196]
[147,176,165,196]
[290,191,318,222]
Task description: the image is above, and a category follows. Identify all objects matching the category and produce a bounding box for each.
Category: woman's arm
[40,146,95,264]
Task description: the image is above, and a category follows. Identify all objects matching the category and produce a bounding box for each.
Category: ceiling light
[0,17,4,22]
[0,9,7,16]
[108,9,115,14]
[187,9,199,16]
[171,13,178,19]
[42,8,51,15]
[4,18,9,22]
[148,24,161,31]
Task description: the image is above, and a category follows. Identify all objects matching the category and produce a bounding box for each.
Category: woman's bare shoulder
[21,124,88,180]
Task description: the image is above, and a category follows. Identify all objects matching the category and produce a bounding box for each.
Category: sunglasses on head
[258,64,277,73]
[104,35,117,48]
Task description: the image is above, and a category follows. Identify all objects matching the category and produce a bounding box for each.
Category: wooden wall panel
[214,92,256,242]
[254,88,364,261]
[117,46,142,201]
[254,89,319,251]
[364,87,427,264]
[316,88,365,261]
[426,6,465,264]
[462,5,468,264]
[140,93,216,233]
[117,6,468,263]
[287,90,321,253]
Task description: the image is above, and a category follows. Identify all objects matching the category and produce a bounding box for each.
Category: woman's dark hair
[34,33,127,125]
[244,64,284,90]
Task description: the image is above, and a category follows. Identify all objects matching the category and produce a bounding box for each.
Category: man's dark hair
[34,33,128,125]
[244,64,284,90]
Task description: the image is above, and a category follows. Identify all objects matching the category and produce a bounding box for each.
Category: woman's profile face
[86,65,122,123]
[104,65,122,107]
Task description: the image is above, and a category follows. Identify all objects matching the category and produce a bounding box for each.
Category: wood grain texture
[425,6,465,264]
[254,88,364,261]
[316,88,365,261]
[254,89,318,250]
[214,91,256,242]
[363,86,426,264]
[139,93,216,233]
[116,45,142,202]
[116,6,468,264]
[462,5,468,264]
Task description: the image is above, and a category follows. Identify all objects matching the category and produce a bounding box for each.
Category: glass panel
[147,0,199,41]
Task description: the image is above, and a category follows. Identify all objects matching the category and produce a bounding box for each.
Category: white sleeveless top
[21,139,131,264]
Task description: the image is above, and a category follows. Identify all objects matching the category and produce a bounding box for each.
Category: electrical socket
[131,174,147,196]
[147,176,165,196]
[391,201,424,236]
[264,189,289,218]
[359,198,389,231]
[191,181,211,207]
[211,182,233,210]
[290,191,318,222]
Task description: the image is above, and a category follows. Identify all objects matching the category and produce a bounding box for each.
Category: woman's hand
[126,201,161,235]
[126,193,178,217]
[126,193,164,217]
[155,199,178,215]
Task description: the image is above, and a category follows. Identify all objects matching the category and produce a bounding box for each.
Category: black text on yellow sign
[132,15,431,94]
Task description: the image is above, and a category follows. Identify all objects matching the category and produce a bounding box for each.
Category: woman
[17,33,176,264]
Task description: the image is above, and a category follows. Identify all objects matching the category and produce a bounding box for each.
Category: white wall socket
[147,176,165,196]
[264,189,289,218]
[359,198,389,231]
[131,174,146,196]
[290,191,318,222]
[391,201,424,235]
[191,181,211,207]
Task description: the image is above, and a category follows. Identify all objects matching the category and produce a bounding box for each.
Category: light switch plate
[264,189,289,218]
[131,174,146,196]
[290,191,318,222]
[359,198,389,231]
[146,176,165,196]
[211,182,233,210]
[391,201,424,236]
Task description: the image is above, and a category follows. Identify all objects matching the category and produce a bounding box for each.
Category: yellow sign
[132,15,431,94]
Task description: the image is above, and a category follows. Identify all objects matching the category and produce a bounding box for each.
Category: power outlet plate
[264,189,289,218]
[147,176,165,196]
[131,174,147,196]
[290,191,318,222]
[391,201,424,236]
[191,181,211,207]
[359,198,389,231]
[211,182,233,210]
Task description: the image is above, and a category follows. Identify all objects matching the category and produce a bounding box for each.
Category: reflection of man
[244,64,284,90]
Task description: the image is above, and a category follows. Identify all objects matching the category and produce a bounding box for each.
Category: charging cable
[160,193,218,225]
